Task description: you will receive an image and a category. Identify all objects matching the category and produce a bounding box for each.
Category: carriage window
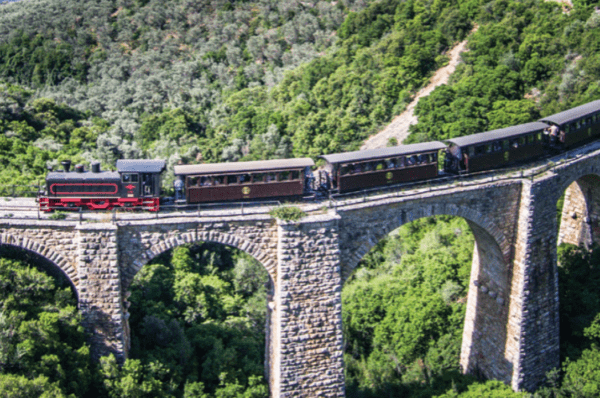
[253,173,264,183]
[431,152,438,162]
[363,162,373,172]
[340,166,349,176]
[386,159,395,169]
[200,176,211,186]
[239,174,252,184]
[485,144,492,153]
[375,161,385,170]
[503,140,509,150]
[475,146,485,155]
[566,125,571,133]
[214,176,224,185]
[576,121,581,129]
[396,157,405,168]
[537,132,542,141]
[519,136,526,145]
[281,170,291,180]
[468,147,475,157]
[291,170,300,180]
[227,175,238,184]
[266,173,277,182]
[527,135,535,144]
[189,177,199,187]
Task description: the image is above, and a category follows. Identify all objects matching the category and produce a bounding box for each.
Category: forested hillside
[2,0,600,396]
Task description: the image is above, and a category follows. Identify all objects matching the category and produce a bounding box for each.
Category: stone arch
[342,203,510,281]
[554,169,600,248]
[0,234,78,297]
[340,201,514,384]
[121,229,276,291]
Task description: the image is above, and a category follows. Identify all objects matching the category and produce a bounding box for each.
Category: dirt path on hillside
[360,27,478,150]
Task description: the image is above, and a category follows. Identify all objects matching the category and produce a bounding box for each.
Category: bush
[269,206,306,222]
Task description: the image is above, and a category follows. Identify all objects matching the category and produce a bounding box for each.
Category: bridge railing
[0,200,284,222]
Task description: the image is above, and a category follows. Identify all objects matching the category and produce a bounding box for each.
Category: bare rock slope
[360,29,476,150]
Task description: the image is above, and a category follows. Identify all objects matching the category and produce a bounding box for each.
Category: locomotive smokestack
[91,162,100,173]
[61,160,71,172]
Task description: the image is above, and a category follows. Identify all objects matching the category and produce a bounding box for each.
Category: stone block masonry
[273,214,344,397]
[1,143,600,396]
[76,224,127,361]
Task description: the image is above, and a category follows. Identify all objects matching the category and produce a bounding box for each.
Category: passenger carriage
[320,142,446,194]
[173,158,314,203]
[444,122,548,174]
[539,100,600,148]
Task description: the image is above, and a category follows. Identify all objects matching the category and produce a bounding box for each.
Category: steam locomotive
[38,100,600,211]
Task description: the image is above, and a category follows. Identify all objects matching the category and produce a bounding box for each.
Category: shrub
[269,206,306,222]
[49,211,68,220]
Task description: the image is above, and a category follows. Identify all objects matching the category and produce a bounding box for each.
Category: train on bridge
[38,100,600,212]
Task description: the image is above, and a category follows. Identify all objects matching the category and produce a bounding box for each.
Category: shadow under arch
[0,243,78,301]
[341,205,515,385]
[556,173,600,248]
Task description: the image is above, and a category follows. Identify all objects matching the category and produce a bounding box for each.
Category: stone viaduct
[1,142,600,396]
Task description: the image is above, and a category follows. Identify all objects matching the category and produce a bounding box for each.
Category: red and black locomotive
[39,159,166,211]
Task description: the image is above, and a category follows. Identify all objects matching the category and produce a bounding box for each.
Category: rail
[1,140,599,222]
[0,200,283,223]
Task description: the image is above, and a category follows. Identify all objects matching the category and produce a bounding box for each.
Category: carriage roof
[174,158,314,176]
[539,100,600,126]
[445,122,549,147]
[319,142,446,164]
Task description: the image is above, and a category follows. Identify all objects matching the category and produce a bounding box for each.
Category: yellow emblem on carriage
[386,171,393,180]
[242,186,251,195]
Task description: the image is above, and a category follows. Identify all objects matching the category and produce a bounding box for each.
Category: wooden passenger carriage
[445,122,548,174]
[320,142,446,194]
[173,158,314,203]
[540,100,600,148]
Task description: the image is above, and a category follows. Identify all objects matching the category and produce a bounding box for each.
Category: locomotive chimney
[91,162,100,173]
[61,160,71,172]
[75,164,84,173]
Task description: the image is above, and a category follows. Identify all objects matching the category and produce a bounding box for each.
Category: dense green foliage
[0,243,270,397]
[407,0,600,143]
[0,82,107,186]
[343,216,475,397]
[0,248,94,397]
[122,243,270,397]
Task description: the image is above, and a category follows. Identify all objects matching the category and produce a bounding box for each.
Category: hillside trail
[360,26,478,150]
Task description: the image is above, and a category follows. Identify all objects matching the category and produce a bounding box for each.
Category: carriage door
[141,173,154,196]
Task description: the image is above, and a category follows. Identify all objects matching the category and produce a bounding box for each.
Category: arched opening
[123,241,271,397]
[0,244,91,396]
[342,214,512,397]
[556,173,600,383]
[558,174,600,249]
